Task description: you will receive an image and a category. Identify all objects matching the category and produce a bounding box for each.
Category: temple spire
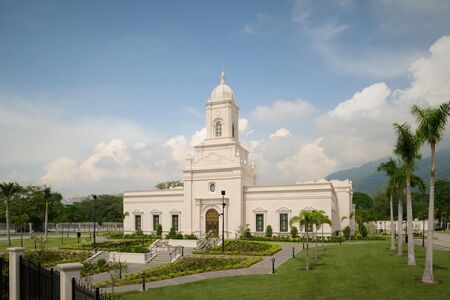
[220,71,225,85]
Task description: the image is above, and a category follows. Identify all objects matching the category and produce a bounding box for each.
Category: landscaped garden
[60,239,154,253]
[193,240,282,256]
[120,241,450,300]
[95,255,262,288]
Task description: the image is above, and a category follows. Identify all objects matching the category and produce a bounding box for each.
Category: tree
[265,225,273,238]
[289,210,316,271]
[0,182,22,246]
[311,210,326,259]
[11,213,29,247]
[394,122,421,266]
[412,101,450,283]
[378,158,401,254]
[316,212,331,250]
[155,181,184,189]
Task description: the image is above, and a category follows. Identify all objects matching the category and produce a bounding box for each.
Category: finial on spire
[220,71,225,85]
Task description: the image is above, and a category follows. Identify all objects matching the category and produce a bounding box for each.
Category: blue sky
[1,0,450,197]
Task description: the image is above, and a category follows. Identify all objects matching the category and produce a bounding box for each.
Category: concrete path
[100,242,304,293]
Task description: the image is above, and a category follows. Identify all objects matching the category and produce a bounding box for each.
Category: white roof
[209,72,235,103]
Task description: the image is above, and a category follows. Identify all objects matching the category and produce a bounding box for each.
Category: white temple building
[123,73,353,237]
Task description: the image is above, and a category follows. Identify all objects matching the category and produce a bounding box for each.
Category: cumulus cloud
[270,128,292,138]
[277,138,338,181]
[251,99,316,123]
[41,157,78,185]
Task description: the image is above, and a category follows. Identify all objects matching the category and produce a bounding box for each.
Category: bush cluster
[61,239,153,253]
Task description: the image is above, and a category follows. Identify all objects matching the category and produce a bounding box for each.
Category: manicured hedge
[95,256,261,287]
[193,240,282,256]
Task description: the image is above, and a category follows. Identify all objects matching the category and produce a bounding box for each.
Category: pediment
[252,207,267,213]
[276,206,291,213]
[169,209,181,214]
[133,209,143,215]
[150,209,162,214]
[195,152,232,164]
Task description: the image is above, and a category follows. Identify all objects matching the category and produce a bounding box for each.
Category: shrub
[167,226,177,239]
[343,226,351,240]
[265,225,273,238]
[26,250,90,268]
[290,226,299,238]
[184,234,198,240]
[243,228,252,240]
[156,224,163,236]
[359,224,368,238]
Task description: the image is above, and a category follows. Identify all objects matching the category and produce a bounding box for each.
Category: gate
[19,256,60,300]
[72,278,122,300]
[0,257,8,300]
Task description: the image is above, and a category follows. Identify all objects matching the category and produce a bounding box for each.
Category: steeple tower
[204,72,240,143]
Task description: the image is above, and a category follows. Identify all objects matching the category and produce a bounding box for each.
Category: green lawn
[121,241,450,300]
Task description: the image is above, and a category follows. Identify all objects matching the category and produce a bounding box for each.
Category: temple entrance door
[205,209,219,237]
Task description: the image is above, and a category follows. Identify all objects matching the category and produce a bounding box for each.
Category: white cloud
[41,157,78,186]
[190,127,206,146]
[328,83,391,120]
[251,99,316,123]
[277,138,338,181]
[270,128,292,138]
[165,135,190,163]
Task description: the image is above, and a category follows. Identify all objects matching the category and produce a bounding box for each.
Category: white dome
[209,72,235,102]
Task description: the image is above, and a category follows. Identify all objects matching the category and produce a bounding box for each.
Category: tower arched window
[215,121,222,137]
[232,123,235,138]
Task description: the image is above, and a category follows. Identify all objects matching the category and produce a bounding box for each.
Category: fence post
[56,263,83,300]
[8,247,25,300]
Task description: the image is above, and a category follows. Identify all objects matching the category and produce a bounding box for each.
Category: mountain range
[325,148,450,195]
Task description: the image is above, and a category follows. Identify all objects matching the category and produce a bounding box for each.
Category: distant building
[123,73,353,237]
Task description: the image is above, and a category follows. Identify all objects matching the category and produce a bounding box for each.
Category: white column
[57,262,83,300]
[8,247,25,300]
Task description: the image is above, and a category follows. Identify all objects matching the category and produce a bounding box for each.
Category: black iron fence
[0,257,8,300]
[72,278,122,300]
[19,256,60,300]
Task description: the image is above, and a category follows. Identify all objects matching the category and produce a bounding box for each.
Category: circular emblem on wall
[209,183,216,192]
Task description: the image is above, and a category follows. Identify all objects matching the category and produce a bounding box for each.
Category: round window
[209,183,216,192]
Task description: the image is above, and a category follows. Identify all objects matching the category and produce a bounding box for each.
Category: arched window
[215,121,222,137]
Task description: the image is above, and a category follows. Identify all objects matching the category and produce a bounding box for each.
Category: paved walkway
[101,242,304,293]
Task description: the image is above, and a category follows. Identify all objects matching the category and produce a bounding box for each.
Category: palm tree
[394,122,421,266]
[311,210,326,261]
[412,102,450,283]
[0,182,22,246]
[317,212,332,250]
[289,210,315,271]
[39,186,53,240]
[377,158,399,254]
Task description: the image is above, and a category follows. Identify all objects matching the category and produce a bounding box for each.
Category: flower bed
[25,250,91,268]
[60,239,152,253]
[193,240,282,256]
[95,255,261,287]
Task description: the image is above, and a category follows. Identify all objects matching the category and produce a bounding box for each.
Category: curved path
[101,242,304,293]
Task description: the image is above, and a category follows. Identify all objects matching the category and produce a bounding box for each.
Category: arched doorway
[205,209,219,237]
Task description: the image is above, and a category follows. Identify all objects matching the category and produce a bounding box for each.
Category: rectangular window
[280,213,288,232]
[256,214,264,232]
[153,215,160,231]
[172,215,179,231]
[135,215,142,231]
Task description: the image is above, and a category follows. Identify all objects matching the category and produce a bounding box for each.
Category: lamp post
[93,194,97,252]
[221,190,226,253]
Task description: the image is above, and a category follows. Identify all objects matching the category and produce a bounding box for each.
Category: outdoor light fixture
[221,190,226,253]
